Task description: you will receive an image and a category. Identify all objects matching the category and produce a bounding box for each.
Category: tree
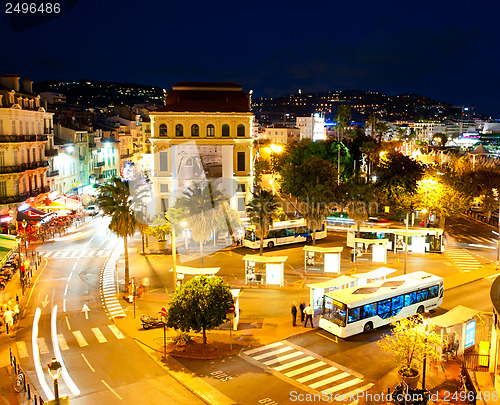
[246,189,280,255]
[166,275,233,345]
[378,315,441,378]
[214,204,242,243]
[97,177,137,288]
[174,182,226,267]
[146,215,171,242]
[335,104,352,139]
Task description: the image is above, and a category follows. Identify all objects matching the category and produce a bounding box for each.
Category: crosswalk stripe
[244,342,282,355]
[52,251,62,258]
[297,367,338,383]
[264,350,303,366]
[325,377,363,393]
[285,361,326,378]
[309,372,350,388]
[37,337,49,354]
[16,341,28,358]
[274,356,315,371]
[91,327,108,343]
[97,250,105,256]
[253,346,293,361]
[57,334,69,350]
[72,330,89,347]
[108,325,125,339]
[44,251,53,258]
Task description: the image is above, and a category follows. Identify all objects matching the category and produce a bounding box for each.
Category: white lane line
[101,380,122,400]
[244,342,283,355]
[274,356,315,371]
[70,251,79,258]
[285,361,325,378]
[16,341,28,358]
[57,334,69,351]
[65,316,71,331]
[91,328,108,343]
[297,367,339,384]
[68,272,73,282]
[87,250,95,257]
[63,299,66,313]
[32,308,55,400]
[81,354,95,372]
[72,331,89,347]
[52,251,62,258]
[107,325,125,339]
[73,263,78,270]
[37,337,49,354]
[52,305,81,396]
[97,249,105,256]
[44,252,53,257]
[64,285,68,296]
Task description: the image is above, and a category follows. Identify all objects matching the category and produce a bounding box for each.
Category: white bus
[244,219,327,249]
[319,271,444,338]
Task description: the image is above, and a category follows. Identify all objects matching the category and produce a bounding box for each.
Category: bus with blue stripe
[319,271,443,338]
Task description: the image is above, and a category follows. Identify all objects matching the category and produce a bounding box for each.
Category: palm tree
[246,189,280,255]
[97,177,137,289]
[175,182,226,267]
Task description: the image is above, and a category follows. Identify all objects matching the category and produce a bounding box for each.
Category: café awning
[0,234,18,267]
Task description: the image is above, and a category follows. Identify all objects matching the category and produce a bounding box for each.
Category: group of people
[126,277,150,303]
[291,300,314,328]
[1,298,20,334]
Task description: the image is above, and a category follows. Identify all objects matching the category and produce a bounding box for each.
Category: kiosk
[243,255,287,287]
[351,266,396,286]
[352,238,389,263]
[307,276,357,314]
[303,246,343,274]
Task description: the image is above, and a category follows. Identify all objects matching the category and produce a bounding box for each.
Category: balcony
[46,169,59,178]
[30,189,40,197]
[45,148,58,157]
[40,185,51,193]
[120,153,133,159]
[96,161,105,167]
[44,127,53,135]
[0,164,27,174]
[0,192,29,204]
[89,142,97,148]
[79,155,86,161]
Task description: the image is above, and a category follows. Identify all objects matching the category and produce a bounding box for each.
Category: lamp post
[181,221,188,250]
[165,216,177,291]
[404,211,409,275]
[21,220,27,256]
[47,358,62,405]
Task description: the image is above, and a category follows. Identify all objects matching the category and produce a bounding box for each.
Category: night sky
[2,0,500,116]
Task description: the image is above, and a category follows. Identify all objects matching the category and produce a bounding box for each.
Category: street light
[21,220,27,256]
[47,358,62,405]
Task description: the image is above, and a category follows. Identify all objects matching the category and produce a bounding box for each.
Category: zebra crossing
[444,247,483,272]
[15,324,125,358]
[40,249,113,259]
[100,245,126,319]
[243,341,373,397]
[468,236,497,244]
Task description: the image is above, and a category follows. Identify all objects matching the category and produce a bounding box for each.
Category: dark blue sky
[2,0,500,116]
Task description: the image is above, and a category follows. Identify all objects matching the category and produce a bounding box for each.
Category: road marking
[37,337,49,354]
[63,299,66,312]
[325,377,363,393]
[91,327,108,343]
[108,324,125,339]
[72,330,89,347]
[16,341,28,358]
[52,251,62,258]
[244,342,282,355]
[254,346,293,360]
[57,334,69,351]
[309,372,350,389]
[297,367,340,384]
[263,350,303,366]
[81,354,95,372]
[101,380,122,400]
[68,272,73,282]
[64,284,68,296]
[285,361,326,377]
[65,316,71,331]
[316,332,338,343]
[44,251,53,258]
[274,356,315,371]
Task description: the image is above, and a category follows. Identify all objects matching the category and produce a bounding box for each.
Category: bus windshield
[322,296,346,327]
[245,229,257,241]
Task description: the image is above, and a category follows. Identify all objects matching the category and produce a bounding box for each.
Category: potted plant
[146,216,171,250]
[378,314,441,388]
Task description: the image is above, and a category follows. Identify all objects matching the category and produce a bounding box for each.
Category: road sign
[226,304,235,314]
[161,307,167,317]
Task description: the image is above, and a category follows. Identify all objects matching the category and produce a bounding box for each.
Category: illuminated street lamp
[47,358,62,405]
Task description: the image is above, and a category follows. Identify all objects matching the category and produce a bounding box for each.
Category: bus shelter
[432,305,482,359]
[352,238,389,263]
[393,228,443,254]
[351,266,396,286]
[303,246,343,274]
[307,276,356,314]
[243,254,287,287]
[169,266,220,286]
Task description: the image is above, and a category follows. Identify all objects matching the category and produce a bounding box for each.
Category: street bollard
[27,383,31,399]
[23,372,26,392]
[34,394,37,405]
[6,323,9,335]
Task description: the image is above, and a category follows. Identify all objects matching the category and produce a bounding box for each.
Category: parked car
[84,205,98,216]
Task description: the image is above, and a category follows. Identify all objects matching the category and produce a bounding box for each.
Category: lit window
[207,124,215,137]
[175,124,183,137]
[191,124,199,137]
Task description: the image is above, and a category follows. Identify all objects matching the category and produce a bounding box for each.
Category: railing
[96,161,105,167]
[30,189,39,197]
[0,192,29,204]
[10,349,45,404]
[120,153,133,159]
[40,185,51,193]
[45,148,58,157]
[79,155,86,161]
[89,142,97,148]
[0,164,27,174]
[46,169,59,178]
[466,209,500,228]
[461,365,477,405]
[463,353,490,372]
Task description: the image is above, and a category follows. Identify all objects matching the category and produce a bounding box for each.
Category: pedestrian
[299,300,306,323]
[291,302,298,326]
[3,308,14,334]
[142,277,150,294]
[304,305,314,328]
[137,283,144,298]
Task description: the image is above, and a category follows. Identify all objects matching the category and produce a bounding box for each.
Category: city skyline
[1,0,500,116]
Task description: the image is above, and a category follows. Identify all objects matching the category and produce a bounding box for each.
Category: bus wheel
[416,306,425,315]
[306,236,312,243]
[267,241,274,248]
[363,322,373,333]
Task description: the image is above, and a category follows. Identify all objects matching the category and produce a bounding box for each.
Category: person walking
[3,308,14,334]
[299,300,306,323]
[291,302,298,326]
[304,305,314,328]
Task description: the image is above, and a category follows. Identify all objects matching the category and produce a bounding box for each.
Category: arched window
[191,124,199,137]
[175,124,183,137]
[237,124,245,137]
[207,124,215,137]
[159,124,167,136]
[222,124,230,137]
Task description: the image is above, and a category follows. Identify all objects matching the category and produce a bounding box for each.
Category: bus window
[416,289,429,303]
[276,229,287,238]
[245,229,256,242]
[296,226,307,235]
[267,230,276,238]
[348,307,361,323]
[323,297,346,327]
[361,303,377,319]
[392,295,404,310]
[286,228,295,236]
[378,299,391,315]
[428,285,439,298]
[404,291,416,307]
